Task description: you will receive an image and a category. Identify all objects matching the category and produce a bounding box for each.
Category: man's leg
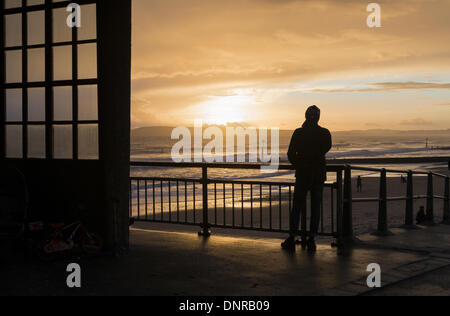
[283,180,307,250]
[310,182,324,239]
[290,181,307,238]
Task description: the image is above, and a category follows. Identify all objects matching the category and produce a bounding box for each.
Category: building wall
[1,0,132,251]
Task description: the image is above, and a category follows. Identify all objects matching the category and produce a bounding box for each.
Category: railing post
[443,177,450,225]
[426,172,434,224]
[403,171,416,228]
[375,169,391,235]
[199,166,211,237]
[343,166,354,242]
[335,170,344,247]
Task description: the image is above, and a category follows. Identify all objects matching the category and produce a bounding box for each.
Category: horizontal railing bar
[350,166,432,176]
[349,166,384,172]
[130,177,201,183]
[209,179,335,188]
[328,157,450,165]
[433,173,449,179]
[384,169,412,174]
[209,179,293,186]
[131,161,347,171]
[349,166,448,178]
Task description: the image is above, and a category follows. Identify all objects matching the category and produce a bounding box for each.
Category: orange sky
[131,0,450,131]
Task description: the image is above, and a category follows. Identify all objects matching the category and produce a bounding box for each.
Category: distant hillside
[131,126,175,138]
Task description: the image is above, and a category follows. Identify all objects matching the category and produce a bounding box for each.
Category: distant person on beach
[282,105,332,252]
[357,176,363,192]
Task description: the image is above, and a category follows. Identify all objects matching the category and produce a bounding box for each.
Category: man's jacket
[287,122,332,183]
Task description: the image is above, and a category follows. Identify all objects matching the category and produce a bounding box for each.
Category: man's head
[305,105,321,124]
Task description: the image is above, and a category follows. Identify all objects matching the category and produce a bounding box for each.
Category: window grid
[1,0,99,160]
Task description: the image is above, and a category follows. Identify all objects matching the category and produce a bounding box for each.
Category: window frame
[1,0,99,161]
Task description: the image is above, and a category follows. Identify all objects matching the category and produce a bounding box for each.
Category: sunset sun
[198,94,256,125]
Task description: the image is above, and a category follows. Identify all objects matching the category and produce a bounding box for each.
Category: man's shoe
[307,238,317,252]
[281,237,296,251]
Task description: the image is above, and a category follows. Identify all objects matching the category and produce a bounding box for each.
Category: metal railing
[130,161,450,245]
[130,162,346,242]
[346,166,450,236]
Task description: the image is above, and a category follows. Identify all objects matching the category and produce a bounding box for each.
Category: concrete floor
[365,265,450,296]
[1,223,450,296]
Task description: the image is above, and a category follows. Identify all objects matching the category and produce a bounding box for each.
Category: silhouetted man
[282,105,332,252]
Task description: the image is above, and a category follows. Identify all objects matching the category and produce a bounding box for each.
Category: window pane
[27,0,45,5]
[28,48,45,82]
[78,124,98,160]
[6,125,23,158]
[53,125,73,159]
[27,11,45,45]
[53,46,72,80]
[27,125,46,159]
[78,85,98,121]
[78,44,97,79]
[53,7,71,43]
[78,4,97,40]
[6,89,22,122]
[5,14,22,47]
[53,86,72,121]
[28,88,46,122]
[6,50,22,83]
[5,0,22,9]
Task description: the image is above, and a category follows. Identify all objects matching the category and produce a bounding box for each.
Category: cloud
[373,82,450,90]
[310,82,450,93]
[400,118,433,126]
[131,0,450,129]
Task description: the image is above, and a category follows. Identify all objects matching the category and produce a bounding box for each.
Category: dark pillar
[443,177,449,225]
[403,171,417,229]
[199,166,211,237]
[343,166,354,242]
[374,169,392,235]
[426,172,434,224]
[336,170,343,246]
[97,0,132,252]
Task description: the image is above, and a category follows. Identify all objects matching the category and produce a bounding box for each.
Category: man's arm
[323,129,332,154]
[287,130,298,166]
